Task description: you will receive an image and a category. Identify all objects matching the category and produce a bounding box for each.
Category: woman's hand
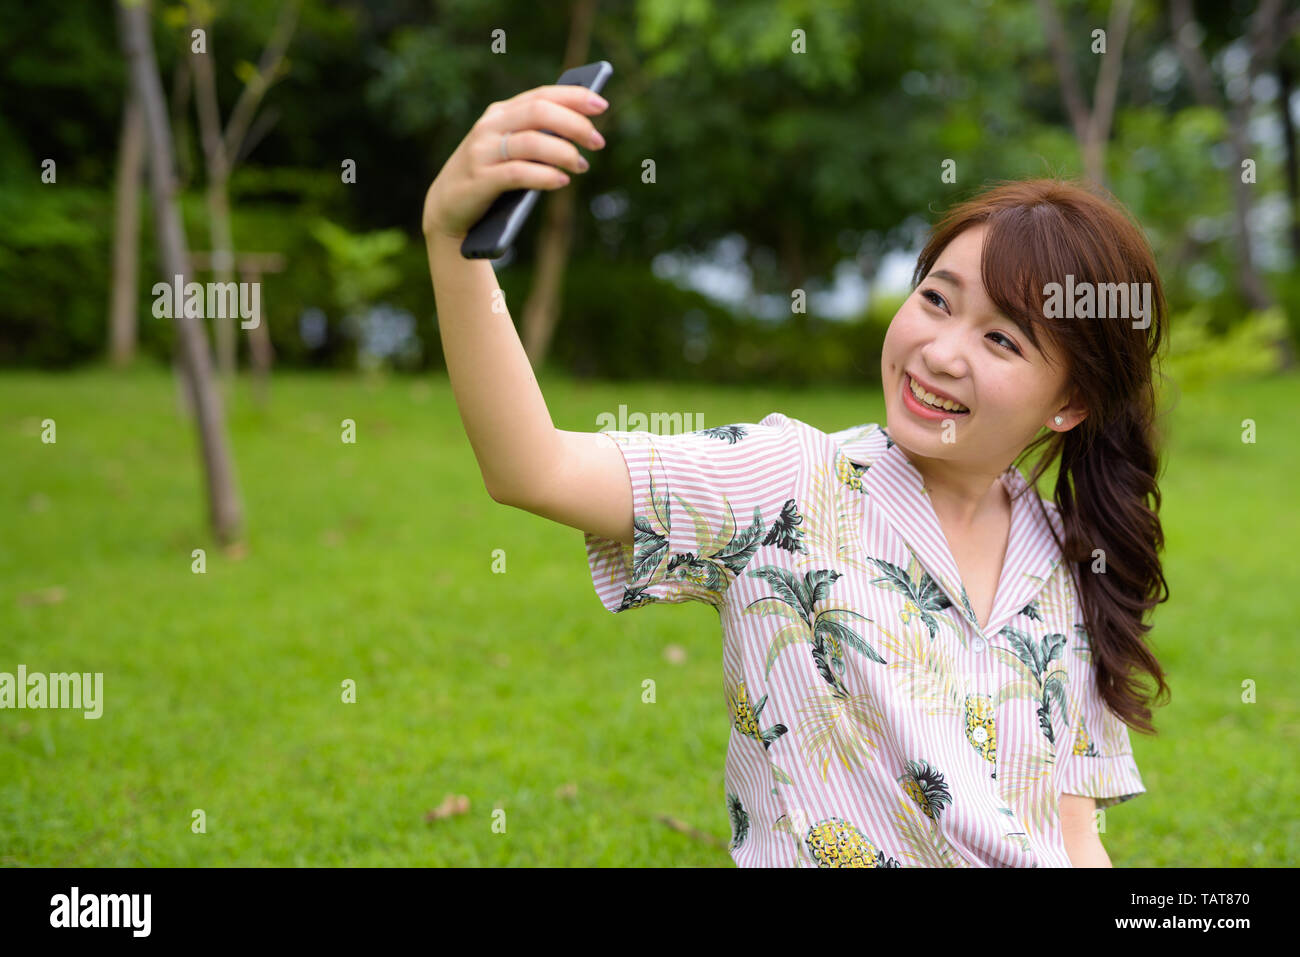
[422,83,608,242]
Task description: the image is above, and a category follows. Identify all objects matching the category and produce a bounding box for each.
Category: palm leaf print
[992,626,1070,747]
[793,462,872,573]
[697,424,747,443]
[748,564,808,612]
[872,617,966,718]
[674,497,767,575]
[762,498,808,553]
[893,793,972,868]
[616,583,655,612]
[630,514,668,582]
[996,747,1057,837]
[957,584,980,629]
[726,791,750,850]
[625,445,779,605]
[867,555,957,641]
[761,621,811,678]
[1041,668,1070,746]
[816,607,887,670]
[1023,560,1069,623]
[1019,599,1044,621]
[745,565,886,687]
[791,683,887,781]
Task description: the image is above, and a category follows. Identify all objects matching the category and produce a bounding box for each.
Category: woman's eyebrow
[929,269,964,289]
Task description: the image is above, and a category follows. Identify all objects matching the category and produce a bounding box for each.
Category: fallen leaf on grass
[425,794,470,821]
[18,586,65,607]
[657,814,727,849]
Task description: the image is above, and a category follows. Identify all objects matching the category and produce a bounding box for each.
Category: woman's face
[880,223,1084,474]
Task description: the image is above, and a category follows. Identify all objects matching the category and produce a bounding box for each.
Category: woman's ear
[1051,390,1088,431]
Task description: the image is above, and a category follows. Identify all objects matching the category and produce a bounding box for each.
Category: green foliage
[544,258,889,387]
[1164,305,1289,392]
[308,217,407,316]
[0,0,1296,380]
[0,185,115,366]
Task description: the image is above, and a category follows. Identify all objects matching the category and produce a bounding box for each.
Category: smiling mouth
[906,373,970,413]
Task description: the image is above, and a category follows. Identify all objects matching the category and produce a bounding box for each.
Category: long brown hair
[911,177,1171,735]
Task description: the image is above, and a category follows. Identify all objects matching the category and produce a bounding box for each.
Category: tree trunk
[520,0,598,368]
[116,0,243,546]
[1036,0,1132,188]
[169,45,194,189]
[109,88,144,367]
[190,9,238,381]
[243,262,275,407]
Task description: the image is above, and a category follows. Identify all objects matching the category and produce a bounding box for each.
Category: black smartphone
[460,60,613,260]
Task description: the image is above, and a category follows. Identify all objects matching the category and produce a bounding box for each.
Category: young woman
[422,84,1171,868]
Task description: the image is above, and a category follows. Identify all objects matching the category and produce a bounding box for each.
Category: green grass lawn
[1,364,1297,866]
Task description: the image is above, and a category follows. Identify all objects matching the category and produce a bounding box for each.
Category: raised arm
[422,85,632,545]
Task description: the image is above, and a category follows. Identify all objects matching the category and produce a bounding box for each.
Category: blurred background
[2,0,1297,866]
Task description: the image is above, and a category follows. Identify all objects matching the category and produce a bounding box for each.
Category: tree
[519,0,599,367]
[116,0,243,545]
[1035,0,1135,188]
[1170,0,1297,368]
[189,0,300,380]
[109,87,145,367]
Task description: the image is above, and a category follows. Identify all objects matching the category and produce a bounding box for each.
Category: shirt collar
[835,424,1063,637]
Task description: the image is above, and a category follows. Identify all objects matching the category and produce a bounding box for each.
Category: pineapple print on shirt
[583,415,1148,866]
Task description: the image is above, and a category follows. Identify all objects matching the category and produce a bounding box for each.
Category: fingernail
[590,130,605,148]
[576,156,589,171]
[588,95,609,111]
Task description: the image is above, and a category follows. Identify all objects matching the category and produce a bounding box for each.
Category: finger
[514,83,609,114]
[493,93,607,152]
[484,158,572,193]
[487,129,588,174]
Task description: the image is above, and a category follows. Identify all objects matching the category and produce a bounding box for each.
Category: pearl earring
[1054,416,1064,426]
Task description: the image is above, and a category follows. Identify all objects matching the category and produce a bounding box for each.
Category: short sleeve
[1055,619,1147,811]
[584,412,810,614]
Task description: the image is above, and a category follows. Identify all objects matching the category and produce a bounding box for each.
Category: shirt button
[971,635,988,653]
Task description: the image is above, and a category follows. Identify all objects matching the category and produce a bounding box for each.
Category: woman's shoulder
[823,421,890,464]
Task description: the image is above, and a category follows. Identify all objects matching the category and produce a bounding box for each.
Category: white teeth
[909,375,968,412]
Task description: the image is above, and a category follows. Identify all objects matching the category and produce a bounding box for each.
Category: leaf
[234,59,259,86]
[424,793,470,821]
[764,622,809,677]
[17,586,65,607]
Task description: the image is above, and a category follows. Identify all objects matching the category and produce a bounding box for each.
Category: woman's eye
[921,289,1022,355]
[987,332,1021,354]
[921,289,946,310]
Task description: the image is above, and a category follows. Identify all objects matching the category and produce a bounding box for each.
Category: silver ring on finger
[499,131,513,161]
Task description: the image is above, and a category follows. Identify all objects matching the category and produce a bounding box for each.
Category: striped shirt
[583,412,1145,867]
